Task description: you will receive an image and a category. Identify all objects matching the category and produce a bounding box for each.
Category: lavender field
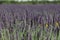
[0,4,60,40]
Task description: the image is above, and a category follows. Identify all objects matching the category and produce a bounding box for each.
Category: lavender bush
[0,4,60,40]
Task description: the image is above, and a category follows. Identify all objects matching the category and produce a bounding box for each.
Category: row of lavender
[0,4,60,40]
[0,4,60,28]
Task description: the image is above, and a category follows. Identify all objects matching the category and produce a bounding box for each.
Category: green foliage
[0,1,60,4]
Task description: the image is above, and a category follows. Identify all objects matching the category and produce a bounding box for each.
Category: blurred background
[0,0,60,4]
